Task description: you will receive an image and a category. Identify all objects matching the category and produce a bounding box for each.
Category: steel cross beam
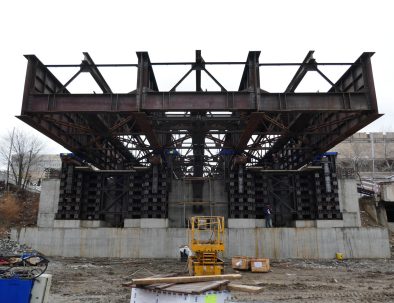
[82,52,113,93]
[239,51,260,91]
[170,50,227,92]
[285,50,315,93]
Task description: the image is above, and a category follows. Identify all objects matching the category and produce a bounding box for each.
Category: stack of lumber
[123,274,262,294]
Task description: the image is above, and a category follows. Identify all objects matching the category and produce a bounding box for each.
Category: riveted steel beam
[23,91,372,113]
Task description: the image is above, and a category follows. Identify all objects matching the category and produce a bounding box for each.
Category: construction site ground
[47,256,394,303]
[2,190,393,302]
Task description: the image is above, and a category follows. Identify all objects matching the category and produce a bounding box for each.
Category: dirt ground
[47,257,394,303]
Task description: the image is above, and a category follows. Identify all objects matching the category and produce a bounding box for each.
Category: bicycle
[0,251,49,279]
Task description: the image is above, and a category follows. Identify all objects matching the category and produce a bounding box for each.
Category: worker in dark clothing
[264,205,273,228]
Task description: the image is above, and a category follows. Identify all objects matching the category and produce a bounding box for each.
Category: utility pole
[6,127,15,192]
[371,132,375,182]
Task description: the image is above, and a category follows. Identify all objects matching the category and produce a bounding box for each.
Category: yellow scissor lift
[187,216,225,276]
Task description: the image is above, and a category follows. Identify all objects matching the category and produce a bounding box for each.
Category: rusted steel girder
[23,92,372,113]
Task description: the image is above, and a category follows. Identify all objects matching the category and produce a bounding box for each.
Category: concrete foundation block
[388,223,394,233]
[38,179,60,214]
[315,220,344,228]
[360,199,378,223]
[168,179,228,228]
[140,219,168,228]
[227,219,256,228]
[80,221,109,228]
[338,179,360,212]
[124,219,141,228]
[342,212,361,227]
[295,220,316,228]
[37,214,55,228]
[53,220,81,228]
[377,205,388,227]
[381,183,394,201]
[256,219,266,228]
[30,273,52,303]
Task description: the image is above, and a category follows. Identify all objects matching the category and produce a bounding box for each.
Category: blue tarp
[218,149,236,156]
[0,279,33,303]
[313,151,338,161]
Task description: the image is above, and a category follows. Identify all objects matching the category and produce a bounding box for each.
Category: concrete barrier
[11,226,391,259]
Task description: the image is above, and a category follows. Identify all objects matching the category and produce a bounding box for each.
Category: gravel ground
[0,238,31,256]
[44,257,394,303]
[2,236,393,302]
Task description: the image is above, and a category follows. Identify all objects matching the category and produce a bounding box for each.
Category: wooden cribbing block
[227,283,263,293]
[123,274,242,286]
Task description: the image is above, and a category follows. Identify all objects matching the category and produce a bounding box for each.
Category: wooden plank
[144,283,176,290]
[123,274,242,286]
[162,280,229,294]
[147,273,177,278]
[227,283,263,293]
[127,273,178,289]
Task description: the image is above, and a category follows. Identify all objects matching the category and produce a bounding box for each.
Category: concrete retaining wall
[11,227,390,259]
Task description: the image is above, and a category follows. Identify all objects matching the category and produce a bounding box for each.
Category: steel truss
[19,50,380,177]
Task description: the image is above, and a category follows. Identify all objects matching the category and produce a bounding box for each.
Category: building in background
[29,154,62,183]
[331,132,394,180]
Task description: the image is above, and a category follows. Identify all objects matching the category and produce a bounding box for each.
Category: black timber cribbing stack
[295,172,317,220]
[228,155,342,225]
[57,165,81,220]
[228,171,256,219]
[141,170,168,218]
[56,160,169,226]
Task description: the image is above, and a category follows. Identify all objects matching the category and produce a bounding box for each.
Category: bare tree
[349,141,369,181]
[0,128,44,190]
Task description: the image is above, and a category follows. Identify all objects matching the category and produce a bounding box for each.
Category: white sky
[0,0,393,154]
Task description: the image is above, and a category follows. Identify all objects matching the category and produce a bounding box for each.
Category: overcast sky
[0,0,393,154]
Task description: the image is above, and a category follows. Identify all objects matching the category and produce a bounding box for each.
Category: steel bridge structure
[19,51,381,226]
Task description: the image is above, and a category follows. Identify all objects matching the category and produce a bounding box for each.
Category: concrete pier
[11,226,390,259]
[24,176,392,260]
